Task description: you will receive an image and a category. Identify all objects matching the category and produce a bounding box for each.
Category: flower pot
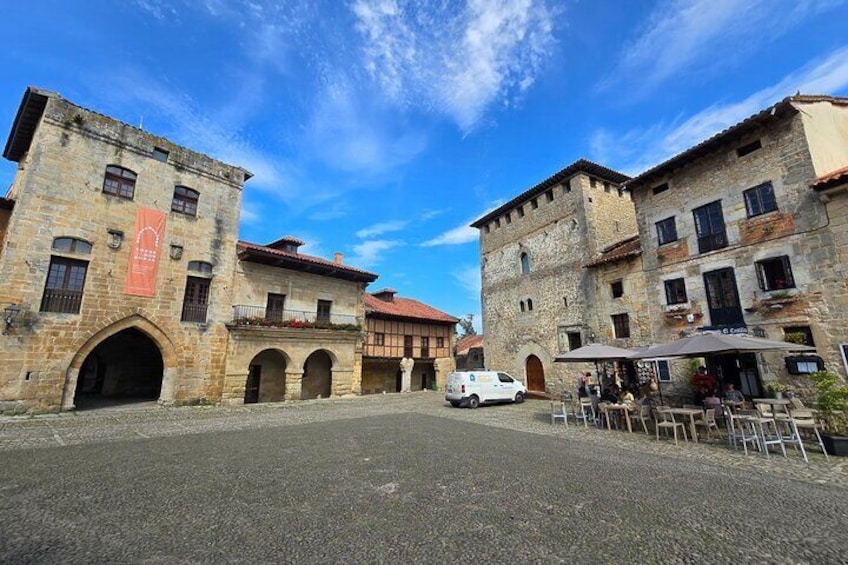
[821,434,848,457]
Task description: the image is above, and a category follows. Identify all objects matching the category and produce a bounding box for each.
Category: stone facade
[472,160,637,395]
[0,88,248,412]
[626,96,848,396]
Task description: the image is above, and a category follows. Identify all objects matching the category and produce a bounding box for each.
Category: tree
[457,314,477,337]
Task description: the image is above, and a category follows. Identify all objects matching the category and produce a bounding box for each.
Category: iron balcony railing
[40,289,83,314]
[181,303,209,323]
[230,304,359,329]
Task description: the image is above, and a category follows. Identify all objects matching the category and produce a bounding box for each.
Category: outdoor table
[753,398,791,415]
[667,408,703,442]
[603,403,633,433]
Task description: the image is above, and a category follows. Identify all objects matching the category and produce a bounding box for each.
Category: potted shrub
[765,381,788,399]
[808,371,848,456]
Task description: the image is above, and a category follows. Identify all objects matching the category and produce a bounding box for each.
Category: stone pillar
[434,357,456,392]
[61,367,80,411]
[158,367,178,406]
[399,357,414,393]
[285,370,303,400]
[331,368,354,396]
[221,371,249,406]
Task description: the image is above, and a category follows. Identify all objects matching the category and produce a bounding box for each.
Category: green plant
[765,381,788,394]
[783,332,808,345]
[769,290,791,299]
[808,371,848,435]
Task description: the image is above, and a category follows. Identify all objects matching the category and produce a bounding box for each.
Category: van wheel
[449,401,460,407]
[467,395,480,409]
[514,392,525,404]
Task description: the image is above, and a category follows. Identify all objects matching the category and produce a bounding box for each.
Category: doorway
[703,268,744,327]
[707,353,763,398]
[525,355,545,392]
[244,349,287,404]
[302,350,333,399]
[74,328,163,409]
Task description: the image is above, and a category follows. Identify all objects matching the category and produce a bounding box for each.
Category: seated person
[619,387,635,404]
[702,390,721,412]
[724,383,745,403]
[600,386,619,404]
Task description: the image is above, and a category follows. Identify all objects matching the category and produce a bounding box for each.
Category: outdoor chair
[683,404,702,411]
[598,402,616,430]
[694,408,719,441]
[789,397,806,411]
[551,400,569,427]
[739,409,786,458]
[732,414,763,456]
[724,407,744,450]
[574,398,595,427]
[787,409,829,461]
[654,407,687,445]
[629,404,652,435]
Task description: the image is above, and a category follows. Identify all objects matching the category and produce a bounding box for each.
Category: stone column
[399,357,414,393]
[331,368,354,396]
[158,367,178,406]
[285,369,303,400]
[221,371,249,406]
[61,368,79,411]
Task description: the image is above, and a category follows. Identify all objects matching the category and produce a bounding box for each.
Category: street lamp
[3,303,21,334]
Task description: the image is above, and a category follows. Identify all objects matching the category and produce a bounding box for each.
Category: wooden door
[703,268,744,327]
[245,365,261,404]
[526,355,545,392]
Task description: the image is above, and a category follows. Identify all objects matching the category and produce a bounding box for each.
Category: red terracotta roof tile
[585,235,641,268]
[811,164,848,191]
[365,293,458,323]
[456,334,484,355]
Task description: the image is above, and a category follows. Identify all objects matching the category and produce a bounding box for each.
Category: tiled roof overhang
[3,87,55,163]
[237,241,378,283]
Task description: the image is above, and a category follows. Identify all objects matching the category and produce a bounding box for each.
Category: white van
[445,371,527,408]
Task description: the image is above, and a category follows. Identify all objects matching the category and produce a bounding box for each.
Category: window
[102,165,137,199]
[520,252,531,275]
[317,299,332,323]
[611,280,624,298]
[546,190,554,202]
[517,206,524,218]
[612,313,630,339]
[519,301,526,313]
[52,237,92,254]
[656,360,671,382]
[187,261,213,274]
[152,147,169,162]
[436,336,445,348]
[652,183,669,195]
[785,355,824,374]
[181,276,210,322]
[655,217,677,245]
[664,278,688,305]
[564,180,572,193]
[266,293,286,321]
[567,332,582,351]
[403,335,413,358]
[736,139,762,158]
[497,373,514,383]
[421,337,430,358]
[527,299,534,311]
[744,182,777,218]
[172,186,200,216]
[530,198,538,209]
[783,326,814,347]
[693,201,727,253]
[563,297,568,307]
[40,256,88,314]
[374,333,385,346]
[755,256,795,291]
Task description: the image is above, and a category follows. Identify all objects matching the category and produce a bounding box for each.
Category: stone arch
[244,348,291,404]
[62,313,178,410]
[516,342,552,393]
[301,348,336,400]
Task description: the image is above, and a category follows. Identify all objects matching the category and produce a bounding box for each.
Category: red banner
[124,207,166,297]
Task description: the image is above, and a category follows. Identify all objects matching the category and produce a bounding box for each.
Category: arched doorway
[245,349,287,404]
[302,350,333,400]
[74,328,164,409]
[526,355,545,392]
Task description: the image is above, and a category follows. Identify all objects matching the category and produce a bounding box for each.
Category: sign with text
[124,207,166,297]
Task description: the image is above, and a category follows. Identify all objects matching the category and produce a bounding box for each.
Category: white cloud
[351,0,555,132]
[453,265,481,299]
[591,46,848,175]
[600,0,846,96]
[421,201,504,247]
[356,220,408,239]
[349,239,405,268]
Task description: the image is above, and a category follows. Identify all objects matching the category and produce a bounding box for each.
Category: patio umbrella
[554,344,637,393]
[627,332,816,359]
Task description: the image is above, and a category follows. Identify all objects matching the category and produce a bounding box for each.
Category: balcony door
[703,268,744,327]
[266,293,286,322]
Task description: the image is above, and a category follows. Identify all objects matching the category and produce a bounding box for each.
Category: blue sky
[2,1,848,331]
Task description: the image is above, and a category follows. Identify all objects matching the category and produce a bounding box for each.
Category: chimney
[334,252,343,265]
[373,288,397,302]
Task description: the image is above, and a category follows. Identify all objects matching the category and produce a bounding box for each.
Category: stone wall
[479,170,637,396]
[0,95,247,412]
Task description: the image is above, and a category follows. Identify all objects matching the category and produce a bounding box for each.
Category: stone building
[361,289,457,394]
[0,87,250,412]
[222,238,378,404]
[455,334,484,370]
[624,94,848,397]
[471,159,636,396]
